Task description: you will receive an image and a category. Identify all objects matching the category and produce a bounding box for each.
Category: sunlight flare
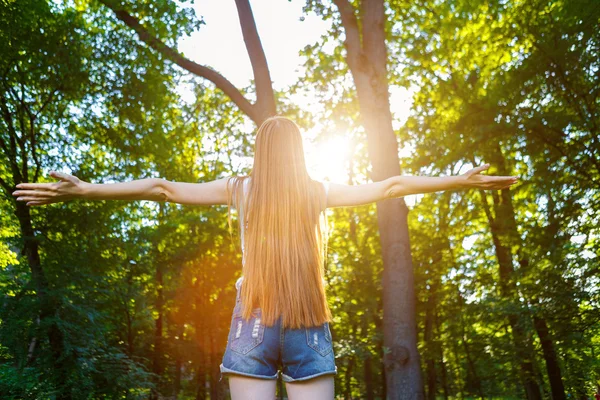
[306,134,351,183]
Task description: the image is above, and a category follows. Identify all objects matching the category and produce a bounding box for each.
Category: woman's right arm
[12,171,230,206]
[326,164,518,208]
[12,171,168,206]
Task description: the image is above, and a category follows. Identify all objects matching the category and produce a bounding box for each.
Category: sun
[305,134,351,183]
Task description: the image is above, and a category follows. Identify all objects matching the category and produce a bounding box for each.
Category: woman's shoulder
[227,175,251,207]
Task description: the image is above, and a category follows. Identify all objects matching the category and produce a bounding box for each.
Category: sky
[178,0,330,91]
[176,0,414,186]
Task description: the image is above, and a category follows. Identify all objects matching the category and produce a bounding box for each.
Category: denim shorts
[220,278,337,383]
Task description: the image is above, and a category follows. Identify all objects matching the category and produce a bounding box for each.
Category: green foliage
[1,0,598,398]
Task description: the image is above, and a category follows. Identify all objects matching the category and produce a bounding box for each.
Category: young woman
[12,116,518,399]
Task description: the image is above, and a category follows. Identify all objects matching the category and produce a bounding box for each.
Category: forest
[1,0,599,399]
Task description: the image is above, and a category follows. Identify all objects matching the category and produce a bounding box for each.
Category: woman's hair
[226,116,331,329]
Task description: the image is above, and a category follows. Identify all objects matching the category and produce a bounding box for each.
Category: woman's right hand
[12,171,88,206]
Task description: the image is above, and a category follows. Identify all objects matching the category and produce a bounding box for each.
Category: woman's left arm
[12,171,230,206]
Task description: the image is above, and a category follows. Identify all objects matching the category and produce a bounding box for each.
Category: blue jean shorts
[220,279,337,383]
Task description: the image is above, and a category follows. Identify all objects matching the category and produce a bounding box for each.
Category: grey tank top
[235,178,329,290]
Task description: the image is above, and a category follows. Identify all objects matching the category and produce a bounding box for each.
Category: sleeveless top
[234,178,330,290]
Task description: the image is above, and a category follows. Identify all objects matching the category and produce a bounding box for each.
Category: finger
[15,182,57,190]
[18,195,53,201]
[27,201,51,206]
[13,190,53,197]
[497,181,518,190]
[468,163,490,176]
[49,170,76,183]
[485,176,518,185]
[491,175,518,181]
[49,171,67,181]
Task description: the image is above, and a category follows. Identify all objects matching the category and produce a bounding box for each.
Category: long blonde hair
[226,116,331,329]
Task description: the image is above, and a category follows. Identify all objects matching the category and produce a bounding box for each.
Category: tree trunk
[533,315,566,400]
[15,201,71,399]
[332,0,424,395]
[479,144,542,400]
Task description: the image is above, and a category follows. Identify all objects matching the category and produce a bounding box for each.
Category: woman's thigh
[285,374,335,400]
[228,375,277,400]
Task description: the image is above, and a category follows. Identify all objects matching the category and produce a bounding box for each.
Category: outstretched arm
[326,164,518,208]
[12,171,230,206]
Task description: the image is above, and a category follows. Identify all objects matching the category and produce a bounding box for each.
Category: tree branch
[0,93,22,183]
[332,0,363,69]
[25,104,42,183]
[99,0,262,124]
[234,0,276,121]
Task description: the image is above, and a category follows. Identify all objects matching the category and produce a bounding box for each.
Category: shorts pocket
[229,308,265,355]
[305,322,333,357]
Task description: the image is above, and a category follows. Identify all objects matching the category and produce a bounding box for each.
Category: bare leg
[228,375,277,400]
[285,375,335,400]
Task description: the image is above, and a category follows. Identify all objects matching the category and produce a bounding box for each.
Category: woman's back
[234,177,330,292]
[227,172,331,329]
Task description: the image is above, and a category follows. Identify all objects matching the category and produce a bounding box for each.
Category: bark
[332,0,423,397]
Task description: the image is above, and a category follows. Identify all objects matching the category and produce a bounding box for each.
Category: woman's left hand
[460,164,519,190]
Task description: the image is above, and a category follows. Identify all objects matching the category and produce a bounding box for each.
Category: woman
[12,116,518,399]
